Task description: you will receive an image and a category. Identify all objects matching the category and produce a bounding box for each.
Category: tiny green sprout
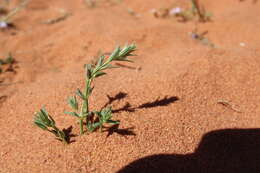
[66,44,136,135]
[87,107,120,132]
[34,108,68,144]
[0,52,15,73]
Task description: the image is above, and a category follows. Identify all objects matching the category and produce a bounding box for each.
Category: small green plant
[65,44,136,134]
[0,53,15,73]
[34,44,136,143]
[34,108,68,144]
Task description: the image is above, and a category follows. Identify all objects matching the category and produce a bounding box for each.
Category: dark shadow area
[102,93,178,138]
[115,63,138,70]
[101,92,128,110]
[103,92,179,114]
[239,0,258,3]
[62,126,77,144]
[105,124,136,138]
[112,102,136,113]
[117,128,260,173]
[138,96,179,109]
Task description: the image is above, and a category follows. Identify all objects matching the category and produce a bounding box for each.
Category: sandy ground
[0,0,260,172]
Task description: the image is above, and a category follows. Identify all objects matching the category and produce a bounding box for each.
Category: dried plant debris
[127,8,141,18]
[84,0,123,8]
[0,53,16,74]
[43,9,71,25]
[0,0,29,29]
[190,0,211,22]
[190,29,215,48]
[151,8,169,18]
[217,100,242,113]
[153,0,212,22]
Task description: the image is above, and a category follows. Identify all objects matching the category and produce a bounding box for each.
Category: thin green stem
[79,118,84,135]
[85,79,91,113]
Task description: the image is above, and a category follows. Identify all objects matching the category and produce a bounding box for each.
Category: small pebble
[0,21,8,28]
[169,7,182,16]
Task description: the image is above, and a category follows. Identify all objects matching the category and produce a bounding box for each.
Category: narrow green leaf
[96,55,105,68]
[108,46,120,61]
[45,113,55,126]
[101,64,119,70]
[39,109,52,126]
[68,96,78,110]
[87,122,101,132]
[64,111,79,117]
[50,129,59,137]
[118,44,136,58]
[94,71,106,78]
[76,89,85,100]
[93,122,101,129]
[88,86,94,96]
[113,58,133,63]
[34,121,48,130]
[86,64,93,79]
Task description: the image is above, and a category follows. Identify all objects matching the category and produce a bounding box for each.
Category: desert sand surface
[0,0,260,172]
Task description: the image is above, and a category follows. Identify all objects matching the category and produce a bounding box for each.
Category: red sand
[0,0,259,172]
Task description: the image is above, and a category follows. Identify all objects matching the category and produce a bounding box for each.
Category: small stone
[0,21,8,28]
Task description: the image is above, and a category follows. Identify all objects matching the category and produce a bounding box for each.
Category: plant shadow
[105,92,179,113]
[62,126,77,144]
[100,92,179,138]
[105,124,136,138]
[116,128,260,173]
[137,96,179,109]
[101,92,128,110]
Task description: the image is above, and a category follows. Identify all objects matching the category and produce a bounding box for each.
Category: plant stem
[53,126,68,144]
[84,78,91,126]
[191,0,204,22]
[79,118,84,135]
[100,125,102,132]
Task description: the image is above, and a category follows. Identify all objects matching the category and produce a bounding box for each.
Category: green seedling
[65,44,136,135]
[87,107,119,132]
[0,53,15,73]
[34,108,68,144]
